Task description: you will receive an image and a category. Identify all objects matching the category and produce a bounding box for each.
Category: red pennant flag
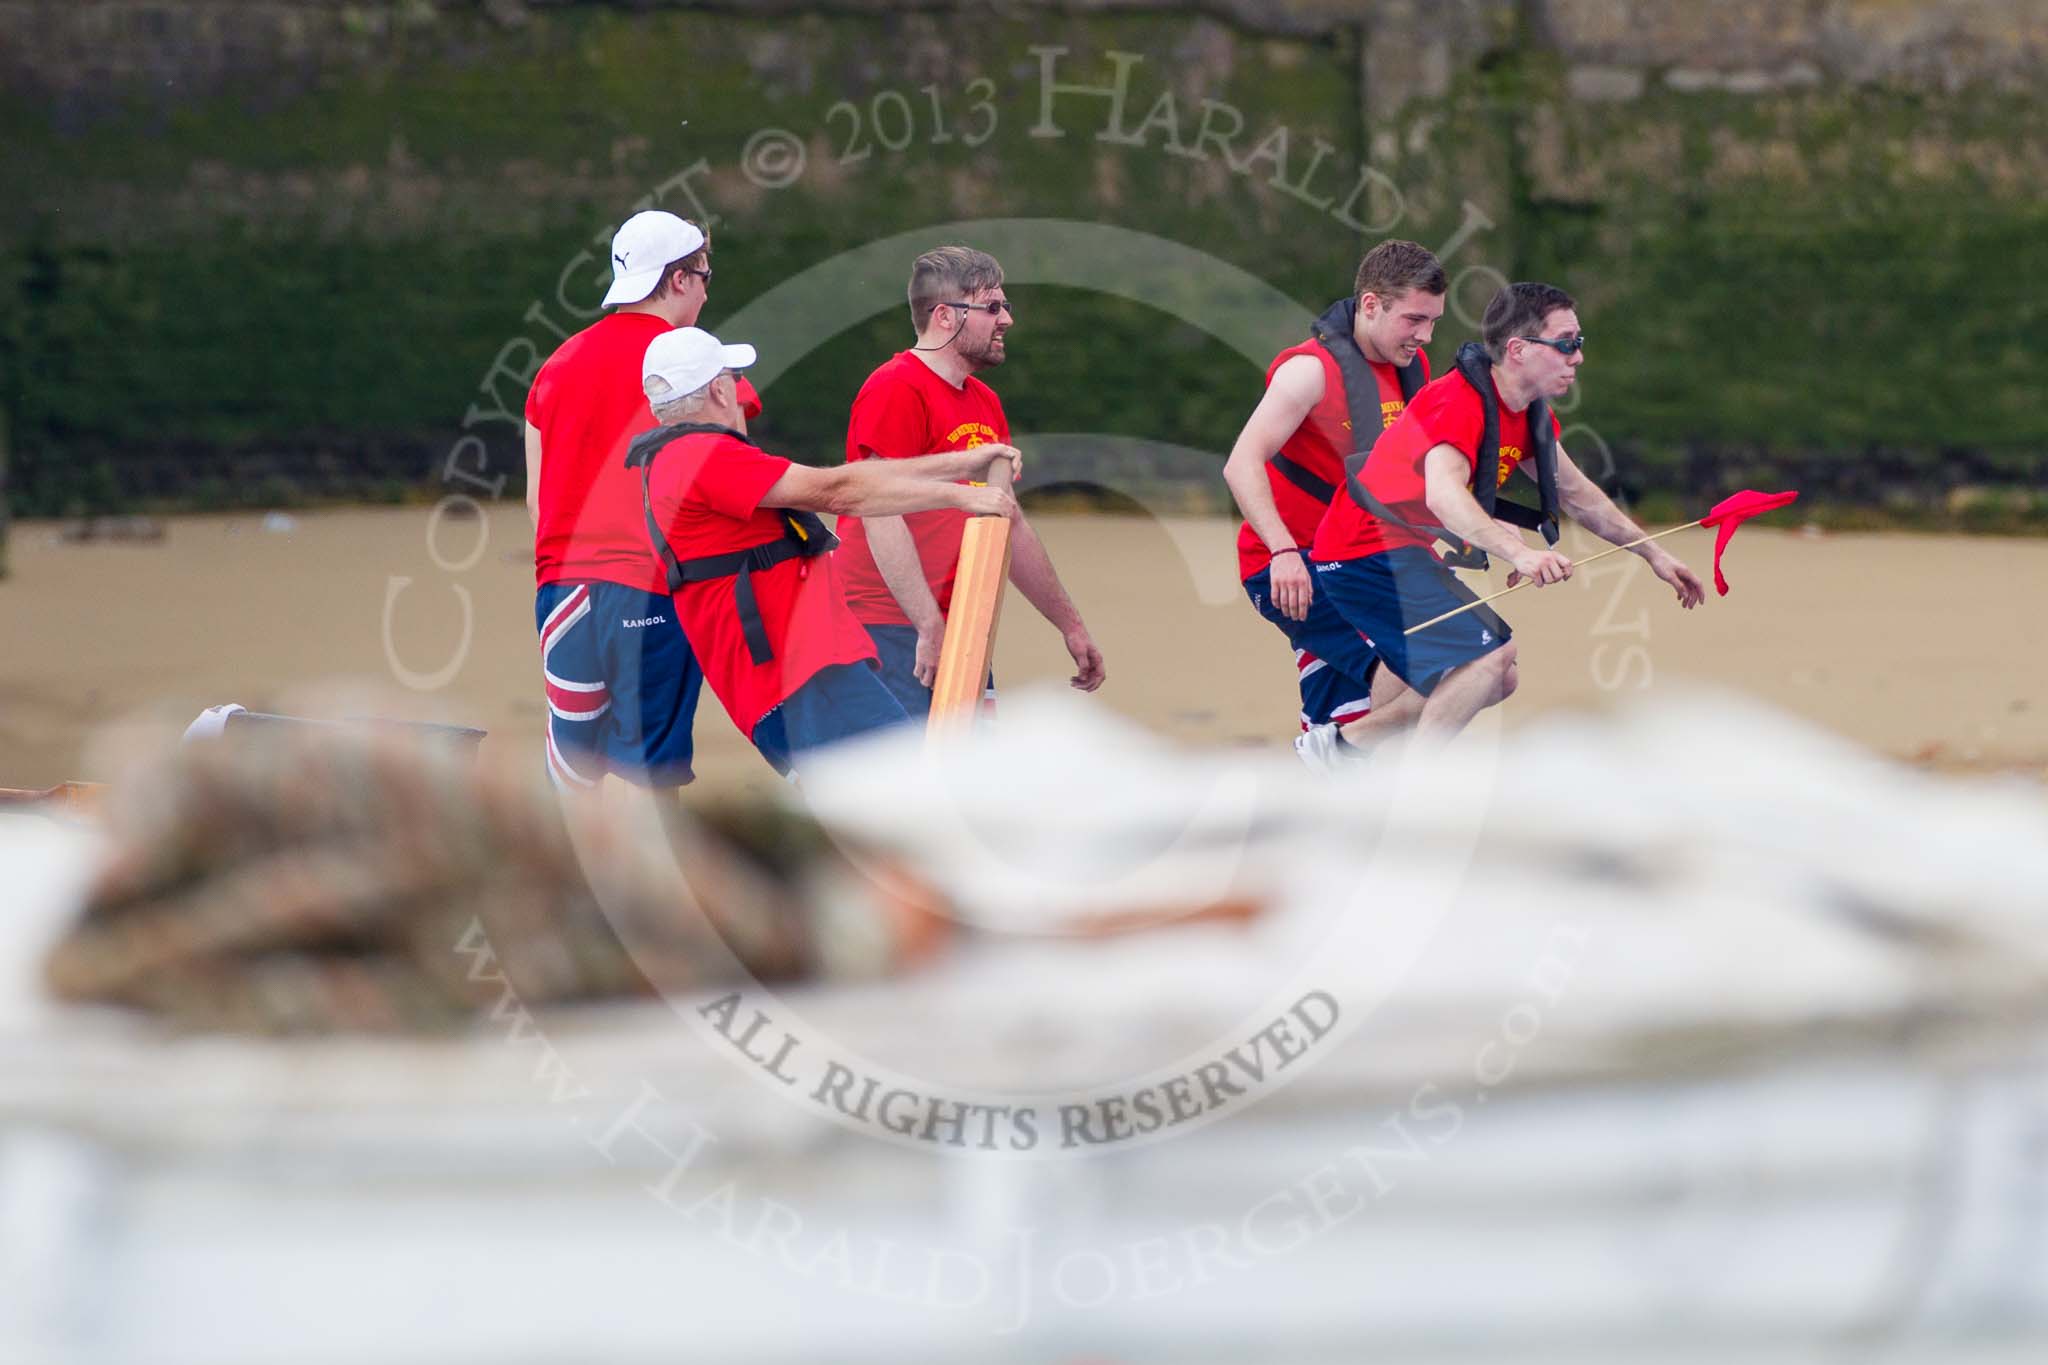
[1699,489,1799,595]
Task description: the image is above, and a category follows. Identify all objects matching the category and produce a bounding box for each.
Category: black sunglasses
[1518,334,1586,355]
[943,299,1014,318]
[682,265,712,282]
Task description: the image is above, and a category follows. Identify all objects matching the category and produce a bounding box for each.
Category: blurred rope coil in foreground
[41,729,947,1033]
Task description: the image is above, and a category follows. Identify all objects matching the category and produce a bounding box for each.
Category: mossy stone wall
[0,0,2040,518]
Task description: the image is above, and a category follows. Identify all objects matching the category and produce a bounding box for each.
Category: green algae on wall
[0,4,2041,516]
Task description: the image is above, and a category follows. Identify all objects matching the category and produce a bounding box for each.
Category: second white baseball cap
[603,210,707,308]
[643,327,757,405]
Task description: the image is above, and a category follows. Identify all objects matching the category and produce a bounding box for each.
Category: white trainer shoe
[1294,722,1353,773]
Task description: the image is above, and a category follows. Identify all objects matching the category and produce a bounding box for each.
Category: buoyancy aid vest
[1341,340,1561,570]
[1268,297,1428,506]
[625,421,839,666]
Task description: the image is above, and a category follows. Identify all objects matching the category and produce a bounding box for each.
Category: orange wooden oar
[926,457,1014,738]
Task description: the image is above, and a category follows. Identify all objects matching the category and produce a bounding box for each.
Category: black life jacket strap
[628,421,746,596]
[1530,405,1561,544]
[628,421,839,666]
[1271,299,1412,511]
[1270,454,1337,505]
[1314,298,1460,561]
[664,536,816,665]
[1439,343,1563,570]
[1455,343,1558,541]
[623,420,749,471]
[1309,298,1430,436]
[1396,349,1427,403]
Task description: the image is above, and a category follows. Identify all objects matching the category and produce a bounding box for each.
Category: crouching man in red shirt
[631,327,1019,775]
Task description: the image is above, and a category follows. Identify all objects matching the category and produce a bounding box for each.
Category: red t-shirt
[833,352,1010,627]
[645,430,877,738]
[527,312,671,592]
[1235,343,1429,580]
[1312,372,1563,562]
[526,312,764,592]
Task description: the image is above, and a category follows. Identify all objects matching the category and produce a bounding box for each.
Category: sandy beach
[2,506,2042,793]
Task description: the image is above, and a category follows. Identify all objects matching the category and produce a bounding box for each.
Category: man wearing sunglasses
[833,245,1106,719]
[524,209,763,793]
[1304,281,1706,754]
[1222,239,1446,750]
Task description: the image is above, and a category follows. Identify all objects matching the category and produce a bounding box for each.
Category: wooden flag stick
[926,457,1015,737]
[1403,519,1705,636]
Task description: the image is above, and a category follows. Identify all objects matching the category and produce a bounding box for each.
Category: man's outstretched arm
[1424,445,1572,583]
[1542,447,1704,608]
[851,445,1023,686]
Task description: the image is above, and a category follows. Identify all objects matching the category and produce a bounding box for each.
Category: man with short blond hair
[1222,239,1446,752]
[834,245,1105,718]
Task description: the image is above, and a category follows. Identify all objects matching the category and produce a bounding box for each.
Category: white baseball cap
[643,327,757,405]
[602,210,708,308]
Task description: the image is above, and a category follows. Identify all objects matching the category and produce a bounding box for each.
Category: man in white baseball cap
[600,210,707,308]
[522,209,755,794]
[640,326,758,407]
[627,327,1020,775]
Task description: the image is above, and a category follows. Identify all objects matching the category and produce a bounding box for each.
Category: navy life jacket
[1341,340,1560,571]
[625,421,838,667]
[1268,297,1429,506]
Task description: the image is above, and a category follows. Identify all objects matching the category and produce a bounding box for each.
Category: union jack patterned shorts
[535,581,703,788]
[1242,563,1379,732]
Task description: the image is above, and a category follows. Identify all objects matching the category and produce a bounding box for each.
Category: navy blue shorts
[1314,547,1511,696]
[863,623,996,723]
[535,581,702,788]
[752,661,909,775]
[1243,564,1380,731]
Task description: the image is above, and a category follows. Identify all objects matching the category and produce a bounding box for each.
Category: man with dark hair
[833,245,1105,718]
[1304,281,1706,753]
[523,210,761,792]
[1222,239,1446,749]
[633,328,1019,773]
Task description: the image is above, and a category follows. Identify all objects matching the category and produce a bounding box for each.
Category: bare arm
[1220,355,1323,552]
[1007,510,1104,690]
[1220,354,1324,620]
[865,511,943,630]
[1542,445,1704,607]
[758,446,1018,519]
[1423,445,1572,584]
[524,421,543,528]
[1542,445,1650,548]
[813,444,1018,686]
